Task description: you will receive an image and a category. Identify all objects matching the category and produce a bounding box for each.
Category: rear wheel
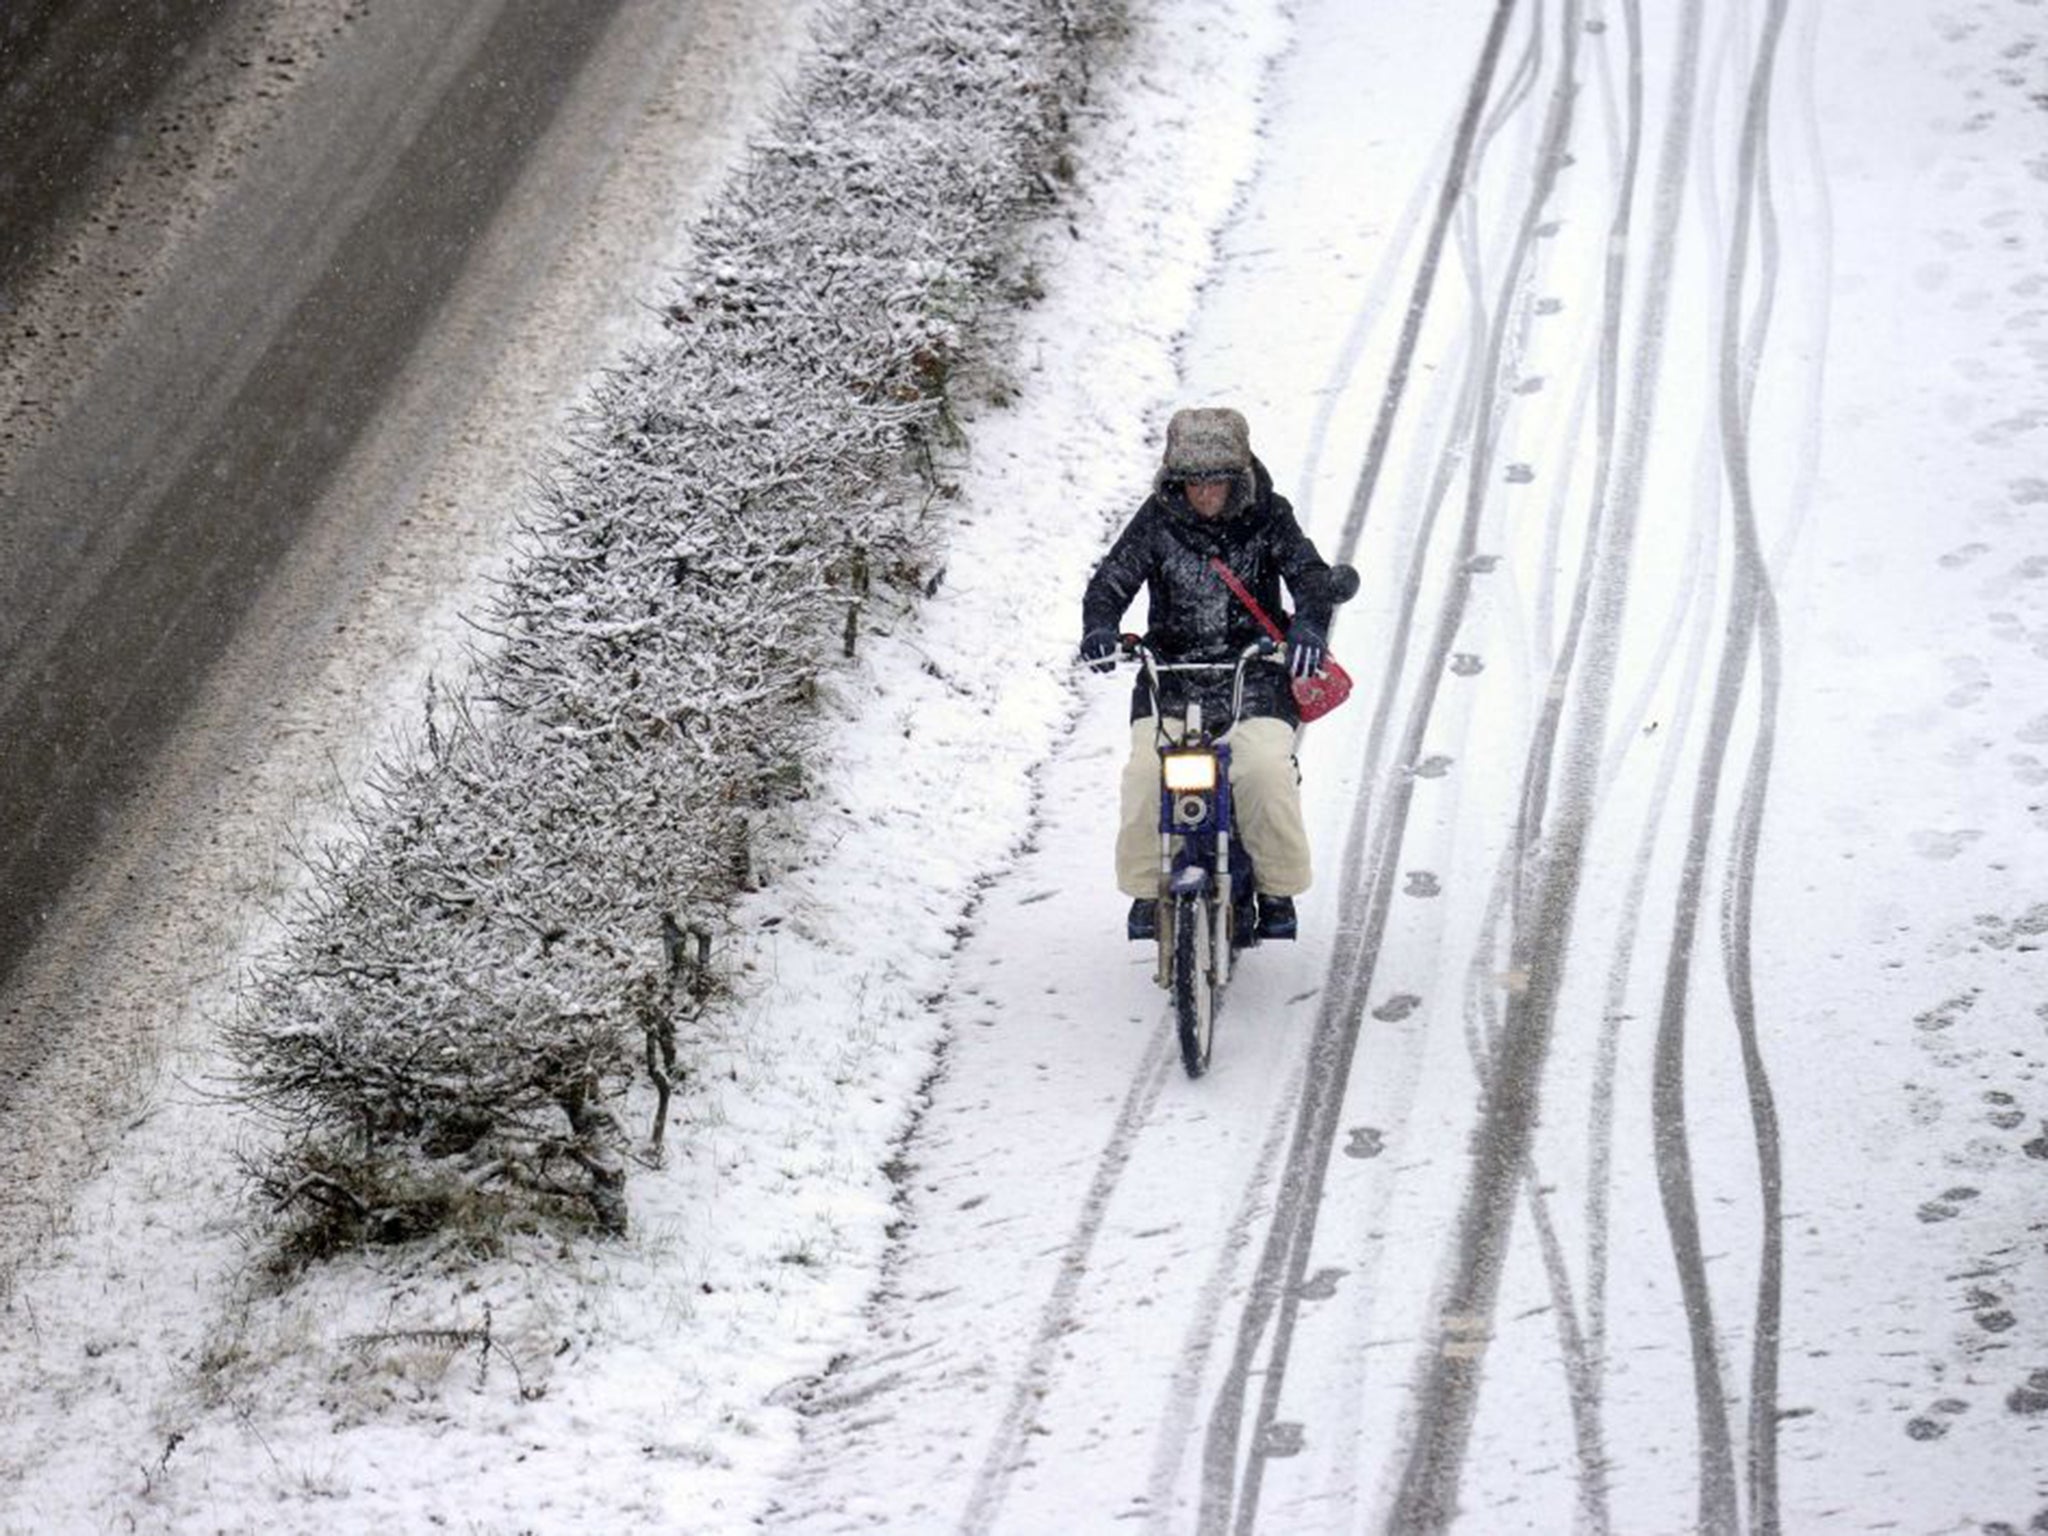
[1171,893,1216,1078]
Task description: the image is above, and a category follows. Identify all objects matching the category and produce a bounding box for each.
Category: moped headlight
[1161,750,1218,793]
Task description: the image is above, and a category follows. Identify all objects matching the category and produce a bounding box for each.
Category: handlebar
[1118,634,1279,671]
[1081,560,1360,733]
[1119,635,1280,736]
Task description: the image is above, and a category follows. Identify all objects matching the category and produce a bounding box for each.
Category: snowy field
[4,0,2047,1532]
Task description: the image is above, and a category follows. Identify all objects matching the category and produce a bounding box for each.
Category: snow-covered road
[772,0,2048,1530]
[0,0,817,1253]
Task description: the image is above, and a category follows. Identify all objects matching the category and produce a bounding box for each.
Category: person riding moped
[1079,407,1339,943]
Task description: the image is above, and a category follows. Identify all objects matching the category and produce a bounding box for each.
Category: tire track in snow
[1221,2,1587,1521]
[1190,115,1512,1536]
[958,1025,1178,1535]
[1647,3,1795,1529]
[1147,267,1484,1536]
[1383,0,1709,1525]
[1527,314,1604,677]
[1574,0,1738,1459]
[1571,6,1753,1523]
[963,8,1531,1525]
[1584,435,1723,1441]
[1228,324,1488,1534]
[1768,0,1831,588]
[1139,1051,1308,1532]
[1331,0,1526,558]
[969,6,1535,1527]
[1726,60,1833,1516]
[1294,112,1458,530]
[1196,270,1483,1536]
[1420,17,1646,1503]
[1459,0,1606,728]
[1195,9,1604,1531]
[1721,23,1844,1505]
[1504,0,1645,862]
[1460,841,1614,1535]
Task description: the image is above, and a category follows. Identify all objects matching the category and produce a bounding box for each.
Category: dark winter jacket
[1082,456,1337,727]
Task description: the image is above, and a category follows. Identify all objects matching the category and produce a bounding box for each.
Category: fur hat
[1158,406,1252,482]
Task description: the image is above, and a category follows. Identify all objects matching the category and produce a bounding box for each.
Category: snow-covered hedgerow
[230,0,1120,1252]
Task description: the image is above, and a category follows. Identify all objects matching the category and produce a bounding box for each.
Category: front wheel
[1171,893,1216,1078]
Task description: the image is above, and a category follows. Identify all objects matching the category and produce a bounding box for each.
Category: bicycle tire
[1172,892,1215,1078]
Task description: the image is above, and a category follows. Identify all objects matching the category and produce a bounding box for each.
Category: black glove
[1079,629,1120,672]
[1286,618,1326,680]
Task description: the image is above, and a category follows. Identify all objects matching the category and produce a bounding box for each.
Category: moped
[1115,563,1358,1078]
[1121,635,1288,1079]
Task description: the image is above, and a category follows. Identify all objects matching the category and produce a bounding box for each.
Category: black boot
[1127,898,1159,941]
[1257,894,1297,941]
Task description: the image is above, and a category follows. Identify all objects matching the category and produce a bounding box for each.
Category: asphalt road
[0,0,230,297]
[0,0,634,992]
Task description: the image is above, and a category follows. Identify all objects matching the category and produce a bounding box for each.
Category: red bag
[1208,557,1353,722]
[1289,655,1354,723]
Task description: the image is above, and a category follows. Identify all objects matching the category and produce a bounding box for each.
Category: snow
[5,0,2048,1532]
[777,0,2048,1529]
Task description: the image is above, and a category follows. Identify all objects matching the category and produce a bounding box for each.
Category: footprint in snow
[1344,1126,1386,1160]
[1534,297,1565,316]
[1513,375,1545,396]
[1373,994,1422,1023]
[1985,1090,2025,1130]
[1404,871,1441,898]
[1910,828,1984,859]
[1904,1085,1944,1127]
[1297,1267,1348,1301]
[1465,554,1502,575]
[1410,755,1454,780]
[1450,653,1484,677]
[1939,542,1991,568]
[1914,991,1978,1033]
[1918,1189,1977,1224]
[2007,1370,2048,1416]
[1505,463,1535,484]
[2012,477,2048,506]
[1976,409,2048,447]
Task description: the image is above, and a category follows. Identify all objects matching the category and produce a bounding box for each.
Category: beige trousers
[1116,716,1312,898]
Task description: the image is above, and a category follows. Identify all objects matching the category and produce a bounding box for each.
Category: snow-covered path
[770,0,2048,1530]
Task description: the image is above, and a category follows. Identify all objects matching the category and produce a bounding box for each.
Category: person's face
[1185,477,1231,520]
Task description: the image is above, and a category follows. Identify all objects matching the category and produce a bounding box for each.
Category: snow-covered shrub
[231,0,1120,1257]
